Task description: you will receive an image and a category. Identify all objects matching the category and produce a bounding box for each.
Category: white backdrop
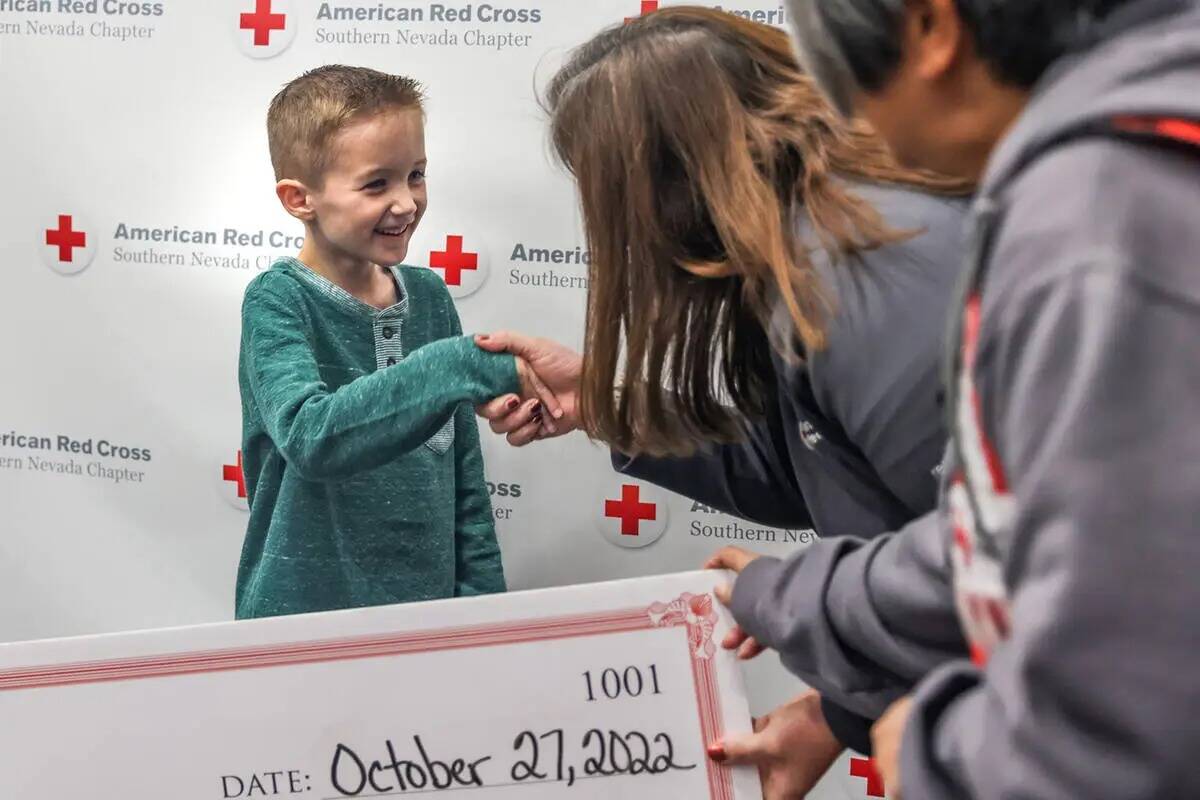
[0,2,885,797]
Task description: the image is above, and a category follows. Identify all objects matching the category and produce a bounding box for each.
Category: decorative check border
[0,592,733,799]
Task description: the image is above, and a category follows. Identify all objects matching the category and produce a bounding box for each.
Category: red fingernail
[478,334,490,341]
[707,743,727,763]
[531,401,543,414]
[506,397,520,410]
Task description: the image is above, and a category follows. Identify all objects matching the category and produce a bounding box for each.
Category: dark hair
[546,6,971,457]
[788,0,1143,104]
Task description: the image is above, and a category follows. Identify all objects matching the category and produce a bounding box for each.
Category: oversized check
[0,571,760,799]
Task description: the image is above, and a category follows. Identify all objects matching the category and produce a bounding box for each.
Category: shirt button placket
[377,314,402,370]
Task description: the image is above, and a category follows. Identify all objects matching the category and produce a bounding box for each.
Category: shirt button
[382,327,395,339]
[386,357,397,367]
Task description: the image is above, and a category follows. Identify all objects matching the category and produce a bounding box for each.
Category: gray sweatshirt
[613,183,970,747]
[733,1,1200,797]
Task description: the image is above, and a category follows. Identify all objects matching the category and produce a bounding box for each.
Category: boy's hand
[476,332,582,447]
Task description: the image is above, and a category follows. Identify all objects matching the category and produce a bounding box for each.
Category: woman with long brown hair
[476,7,972,793]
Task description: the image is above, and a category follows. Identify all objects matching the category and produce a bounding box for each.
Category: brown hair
[267,65,424,185]
[547,7,971,457]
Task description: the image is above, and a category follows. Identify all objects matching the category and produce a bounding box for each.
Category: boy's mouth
[374,223,410,238]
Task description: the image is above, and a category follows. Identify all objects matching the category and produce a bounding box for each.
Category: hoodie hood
[982,0,1200,198]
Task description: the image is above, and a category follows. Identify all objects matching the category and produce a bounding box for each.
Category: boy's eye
[410,169,426,182]
[363,178,386,190]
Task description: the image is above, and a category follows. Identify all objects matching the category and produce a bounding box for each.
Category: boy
[236,65,555,619]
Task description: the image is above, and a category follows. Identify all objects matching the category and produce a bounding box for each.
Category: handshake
[476,331,584,446]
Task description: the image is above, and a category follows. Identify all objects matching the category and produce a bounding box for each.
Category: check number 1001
[583,665,663,702]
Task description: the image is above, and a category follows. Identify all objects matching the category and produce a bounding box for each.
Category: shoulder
[242,262,309,321]
[854,184,970,293]
[804,186,965,413]
[396,264,450,299]
[245,261,307,302]
[795,182,969,256]
[853,181,970,236]
[816,182,969,301]
[989,135,1200,308]
[813,184,967,359]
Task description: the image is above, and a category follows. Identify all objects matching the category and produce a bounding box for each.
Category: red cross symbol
[429,235,478,286]
[45,215,87,263]
[223,450,247,500]
[850,757,886,798]
[240,0,286,47]
[605,484,657,536]
[625,0,658,22]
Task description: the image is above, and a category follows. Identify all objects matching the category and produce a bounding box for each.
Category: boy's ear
[276,179,316,222]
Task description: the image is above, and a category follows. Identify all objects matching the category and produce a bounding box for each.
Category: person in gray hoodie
[710,0,1200,797]
[471,7,972,791]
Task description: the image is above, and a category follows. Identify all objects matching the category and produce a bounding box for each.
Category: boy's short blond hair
[267,65,424,185]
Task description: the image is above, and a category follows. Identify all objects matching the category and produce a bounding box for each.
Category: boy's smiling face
[307,107,428,269]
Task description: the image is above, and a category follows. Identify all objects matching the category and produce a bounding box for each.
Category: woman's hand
[513,357,562,436]
[476,331,582,446]
[707,690,845,799]
[705,547,768,660]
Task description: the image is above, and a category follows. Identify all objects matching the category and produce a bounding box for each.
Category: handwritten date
[330,728,695,796]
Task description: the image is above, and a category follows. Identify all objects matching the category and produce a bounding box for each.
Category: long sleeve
[820,699,876,755]
[612,400,813,529]
[446,305,506,597]
[902,140,1200,799]
[902,261,1200,800]
[241,273,518,482]
[730,511,965,719]
[451,401,506,596]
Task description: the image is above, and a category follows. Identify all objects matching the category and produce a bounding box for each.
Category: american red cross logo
[429,235,479,287]
[625,0,658,22]
[45,215,86,263]
[223,450,247,500]
[605,484,657,536]
[850,757,886,798]
[240,0,286,47]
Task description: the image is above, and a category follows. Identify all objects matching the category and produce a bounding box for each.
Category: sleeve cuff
[487,347,520,397]
[428,334,520,401]
[728,555,784,641]
[899,660,982,800]
[821,696,875,755]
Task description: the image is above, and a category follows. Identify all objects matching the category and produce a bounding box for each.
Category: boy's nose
[390,190,418,217]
